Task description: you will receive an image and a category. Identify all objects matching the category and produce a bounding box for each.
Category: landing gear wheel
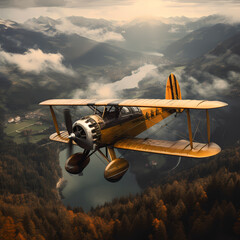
[65,153,90,174]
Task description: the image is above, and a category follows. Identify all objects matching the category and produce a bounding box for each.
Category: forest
[1,100,240,240]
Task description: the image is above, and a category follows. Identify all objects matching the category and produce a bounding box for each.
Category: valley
[0,13,240,239]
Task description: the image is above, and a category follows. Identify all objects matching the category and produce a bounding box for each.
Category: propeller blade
[68,139,73,157]
[69,134,92,150]
[64,109,73,157]
[64,109,73,135]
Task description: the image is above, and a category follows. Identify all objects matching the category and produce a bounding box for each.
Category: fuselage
[97,106,174,146]
[70,106,175,150]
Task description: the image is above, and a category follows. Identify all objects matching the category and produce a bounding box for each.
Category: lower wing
[49,132,221,158]
[114,138,221,158]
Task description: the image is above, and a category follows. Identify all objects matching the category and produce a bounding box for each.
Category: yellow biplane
[40,74,227,182]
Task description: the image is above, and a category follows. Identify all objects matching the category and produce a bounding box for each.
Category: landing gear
[65,147,129,182]
[65,150,90,174]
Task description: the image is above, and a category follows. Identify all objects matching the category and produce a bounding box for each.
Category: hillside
[186,32,240,78]
[163,31,240,148]
[0,19,158,113]
[1,115,240,239]
[163,23,240,63]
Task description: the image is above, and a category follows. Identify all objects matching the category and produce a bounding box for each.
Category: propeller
[64,109,73,156]
[64,109,92,151]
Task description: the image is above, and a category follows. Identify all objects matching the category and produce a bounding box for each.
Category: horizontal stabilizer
[114,138,221,158]
[39,99,227,110]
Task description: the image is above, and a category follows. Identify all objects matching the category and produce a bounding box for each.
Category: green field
[4,119,49,144]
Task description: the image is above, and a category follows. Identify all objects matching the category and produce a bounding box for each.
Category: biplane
[39,74,227,182]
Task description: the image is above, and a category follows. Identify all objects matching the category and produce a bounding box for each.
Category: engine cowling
[71,115,101,150]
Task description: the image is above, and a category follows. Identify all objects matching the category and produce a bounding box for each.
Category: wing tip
[39,99,56,105]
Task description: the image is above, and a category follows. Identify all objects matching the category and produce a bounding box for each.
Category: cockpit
[97,106,142,127]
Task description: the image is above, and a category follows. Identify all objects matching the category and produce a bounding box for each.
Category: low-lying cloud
[101,64,232,101]
[55,18,125,42]
[72,62,231,102]
[181,74,230,98]
[25,17,125,42]
[72,64,157,99]
[0,48,75,75]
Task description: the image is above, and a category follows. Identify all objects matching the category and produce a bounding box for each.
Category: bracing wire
[169,157,182,172]
[118,113,180,159]
[165,125,188,140]
[147,112,188,140]
[192,119,201,141]
[144,113,178,139]
[191,110,206,143]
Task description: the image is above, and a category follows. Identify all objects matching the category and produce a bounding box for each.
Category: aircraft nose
[69,133,76,139]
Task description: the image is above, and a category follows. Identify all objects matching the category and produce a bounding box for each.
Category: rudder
[165,73,182,100]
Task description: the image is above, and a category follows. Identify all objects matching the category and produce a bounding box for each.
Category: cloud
[0,0,132,8]
[226,54,240,67]
[0,48,75,75]
[55,18,125,42]
[24,17,125,42]
[66,0,132,8]
[72,64,157,99]
[183,75,230,98]
[1,0,240,23]
[228,71,240,83]
[0,0,239,9]
[114,64,231,101]
[0,0,66,8]
[166,0,240,2]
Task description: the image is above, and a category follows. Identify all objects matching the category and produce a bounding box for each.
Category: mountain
[24,16,123,43]
[168,32,240,147]
[0,19,152,112]
[119,14,231,53]
[24,15,231,54]
[163,23,240,63]
[0,18,142,66]
[185,31,240,83]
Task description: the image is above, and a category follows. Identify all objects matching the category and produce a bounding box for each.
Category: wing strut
[50,106,60,135]
[97,147,117,163]
[206,110,210,144]
[97,149,110,163]
[186,109,193,149]
[107,147,116,161]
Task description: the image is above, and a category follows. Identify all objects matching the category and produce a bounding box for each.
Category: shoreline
[56,177,68,200]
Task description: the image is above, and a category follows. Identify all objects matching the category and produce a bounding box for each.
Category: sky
[0,0,240,22]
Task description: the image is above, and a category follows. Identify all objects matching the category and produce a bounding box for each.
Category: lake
[59,148,141,212]
[59,63,161,211]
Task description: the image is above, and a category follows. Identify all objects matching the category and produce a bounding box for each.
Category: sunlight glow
[0,0,240,22]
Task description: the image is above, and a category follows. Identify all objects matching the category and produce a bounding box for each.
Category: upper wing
[114,138,221,158]
[40,99,227,109]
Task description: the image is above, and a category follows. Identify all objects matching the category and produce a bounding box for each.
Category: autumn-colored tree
[156,200,167,222]
[0,216,16,240]
[152,218,167,240]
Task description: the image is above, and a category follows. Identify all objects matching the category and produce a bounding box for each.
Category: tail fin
[165,73,182,100]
